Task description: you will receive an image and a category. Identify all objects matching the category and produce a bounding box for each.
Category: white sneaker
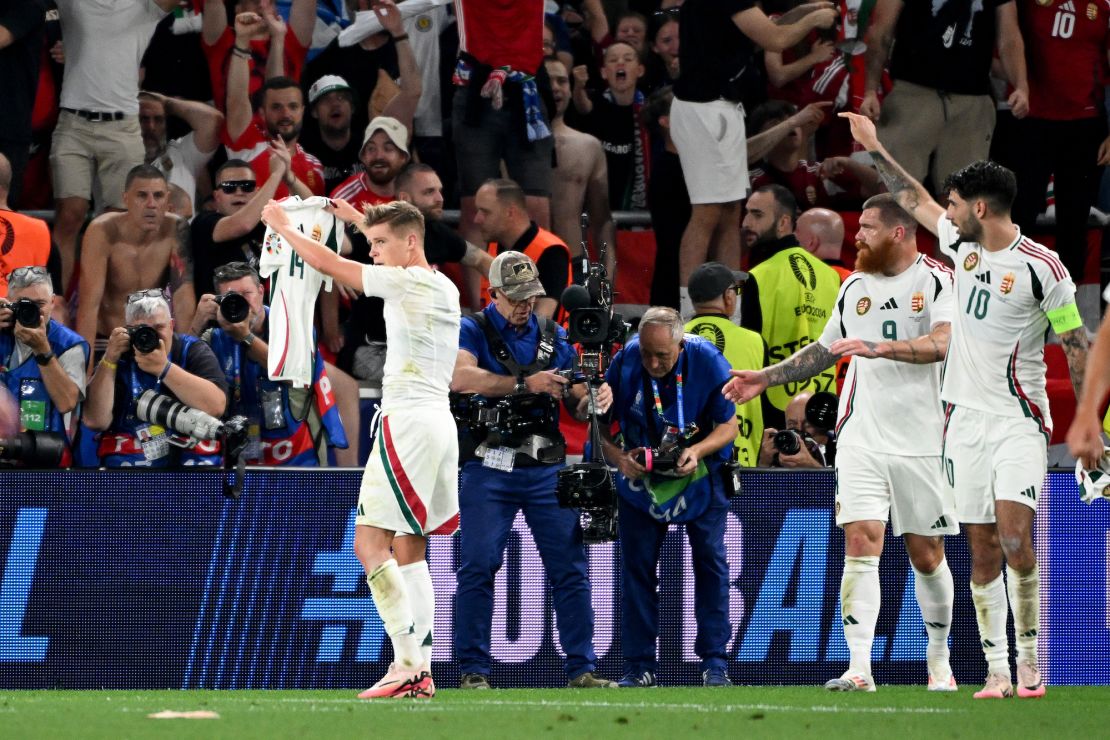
[1016,662,1045,699]
[824,673,876,692]
[973,672,1014,699]
[927,672,958,691]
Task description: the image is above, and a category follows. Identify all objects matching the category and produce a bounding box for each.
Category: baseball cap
[489,251,546,302]
[688,262,746,304]
[308,75,353,105]
[362,116,409,155]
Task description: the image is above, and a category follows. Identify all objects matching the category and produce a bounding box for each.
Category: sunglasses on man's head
[5,265,48,281]
[217,180,257,195]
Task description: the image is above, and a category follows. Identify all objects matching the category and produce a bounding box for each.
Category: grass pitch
[3,686,1109,739]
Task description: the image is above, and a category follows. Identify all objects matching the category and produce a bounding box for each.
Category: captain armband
[1047,303,1082,334]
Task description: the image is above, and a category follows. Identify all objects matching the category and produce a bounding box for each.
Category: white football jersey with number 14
[260,195,340,388]
[818,254,955,455]
[937,215,1078,432]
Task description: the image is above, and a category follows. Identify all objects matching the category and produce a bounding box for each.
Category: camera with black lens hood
[127,324,161,354]
[5,298,43,329]
[771,391,839,466]
[214,291,250,324]
[0,430,66,467]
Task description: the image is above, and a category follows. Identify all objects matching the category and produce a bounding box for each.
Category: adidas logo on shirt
[975,271,992,284]
[879,298,899,310]
[1061,0,1076,11]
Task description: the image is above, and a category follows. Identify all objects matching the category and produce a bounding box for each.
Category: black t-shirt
[110,335,229,425]
[190,210,267,298]
[299,126,362,195]
[567,93,647,210]
[425,219,467,266]
[0,0,46,145]
[302,39,399,148]
[891,0,1007,95]
[674,0,759,104]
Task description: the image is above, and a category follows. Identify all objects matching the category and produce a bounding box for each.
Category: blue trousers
[617,484,730,674]
[454,462,597,679]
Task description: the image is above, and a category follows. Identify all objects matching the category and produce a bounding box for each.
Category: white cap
[308,75,353,105]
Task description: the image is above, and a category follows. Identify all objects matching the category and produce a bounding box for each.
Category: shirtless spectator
[201,0,315,115]
[545,56,615,283]
[138,92,224,214]
[225,11,325,200]
[75,165,193,368]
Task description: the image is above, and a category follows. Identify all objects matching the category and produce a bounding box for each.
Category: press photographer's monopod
[554,213,627,543]
[135,390,251,499]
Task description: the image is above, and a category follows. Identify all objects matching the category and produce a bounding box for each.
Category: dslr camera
[4,298,43,329]
[127,324,161,354]
[771,391,838,466]
[214,291,250,324]
[0,430,67,467]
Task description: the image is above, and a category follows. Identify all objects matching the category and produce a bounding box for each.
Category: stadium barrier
[0,469,1106,689]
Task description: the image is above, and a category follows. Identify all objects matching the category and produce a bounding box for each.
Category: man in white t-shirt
[51,0,177,294]
[138,92,224,213]
[261,197,459,700]
[839,112,1090,700]
[724,193,958,693]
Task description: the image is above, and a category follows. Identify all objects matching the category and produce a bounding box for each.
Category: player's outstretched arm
[830,321,950,364]
[1068,317,1110,468]
[260,201,366,292]
[723,342,839,403]
[839,112,945,235]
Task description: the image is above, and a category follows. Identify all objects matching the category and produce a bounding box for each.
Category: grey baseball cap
[489,251,546,301]
[688,262,747,304]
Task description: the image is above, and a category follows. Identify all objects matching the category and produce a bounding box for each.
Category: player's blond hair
[363,200,425,241]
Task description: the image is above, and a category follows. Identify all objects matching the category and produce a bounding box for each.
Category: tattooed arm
[169,216,197,333]
[723,342,839,403]
[839,112,945,235]
[1059,326,1090,399]
[830,322,950,364]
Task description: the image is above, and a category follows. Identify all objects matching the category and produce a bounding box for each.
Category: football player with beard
[724,193,959,694]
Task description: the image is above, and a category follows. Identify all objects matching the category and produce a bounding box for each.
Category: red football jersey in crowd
[225,114,325,199]
[203,28,308,111]
[329,172,395,209]
[454,0,545,72]
[1019,0,1110,120]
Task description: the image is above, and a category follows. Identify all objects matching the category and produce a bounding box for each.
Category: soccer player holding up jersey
[838,112,1090,700]
[724,194,958,693]
[261,198,461,700]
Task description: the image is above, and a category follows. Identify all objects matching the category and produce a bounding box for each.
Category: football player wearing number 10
[837,112,1090,700]
[724,193,959,693]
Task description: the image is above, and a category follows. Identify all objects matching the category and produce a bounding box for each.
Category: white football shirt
[260,196,340,388]
[361,265,461,411]
[819,254,955,455]
[937,215,1078,430]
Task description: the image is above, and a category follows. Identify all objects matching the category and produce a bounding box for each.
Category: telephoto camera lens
[772,429,802,456]
[128,324,160,354]
[10,298,42,328]
[216,292,250,324]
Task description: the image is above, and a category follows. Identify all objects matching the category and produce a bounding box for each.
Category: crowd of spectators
[0,0,1107,468]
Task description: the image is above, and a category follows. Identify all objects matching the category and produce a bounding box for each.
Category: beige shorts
[941,404,1047,524]
[357,407,459,536]
[670,98,749,205]
[878,80,996,188]
[835,446,958,536]
[50,110,145,207]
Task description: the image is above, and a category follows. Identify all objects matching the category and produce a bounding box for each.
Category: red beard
[854,236,899,274]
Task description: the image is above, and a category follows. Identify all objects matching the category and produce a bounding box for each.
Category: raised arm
[840,112,945,234]
[579,0,610,45]
[860,0,901,119]
[747,102,830,162]
[261,201,366,291]
[201,0,229,46]
[263,9,288,81]
[287,0,317,48]
[378,0,423,137]
[995,2,1030,119]
[226,12,263,141]
[732,5,838,54]
[829,321,950,363]
[143,92,226,155]
[212,143,289,241]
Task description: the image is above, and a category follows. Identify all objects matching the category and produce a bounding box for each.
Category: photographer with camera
[450,251,616,690]
[598,307,738,688]
[757,390,835,468]
[193,262,348,467]
[83,290,228,467]
[0,266,89,465]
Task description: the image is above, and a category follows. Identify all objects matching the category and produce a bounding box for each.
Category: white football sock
[367,558,423,669]
[913,559,954,678]
[400,560,435,665]
[841,555,881,678]
[970,574,1010,677]
[1006,564,1040,666]
[679,287,693,320]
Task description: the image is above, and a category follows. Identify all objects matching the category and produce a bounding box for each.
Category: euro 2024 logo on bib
[856,297,871,315]
[963,252,979,271]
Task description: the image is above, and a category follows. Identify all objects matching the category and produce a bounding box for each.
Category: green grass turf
[3,687,1110,739]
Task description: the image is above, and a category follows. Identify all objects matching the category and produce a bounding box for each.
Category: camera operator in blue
[194,262,347,466]
[598,306,738,688]
[0,266,88,464]
[83,290,227,467]
[450,250,617,690]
